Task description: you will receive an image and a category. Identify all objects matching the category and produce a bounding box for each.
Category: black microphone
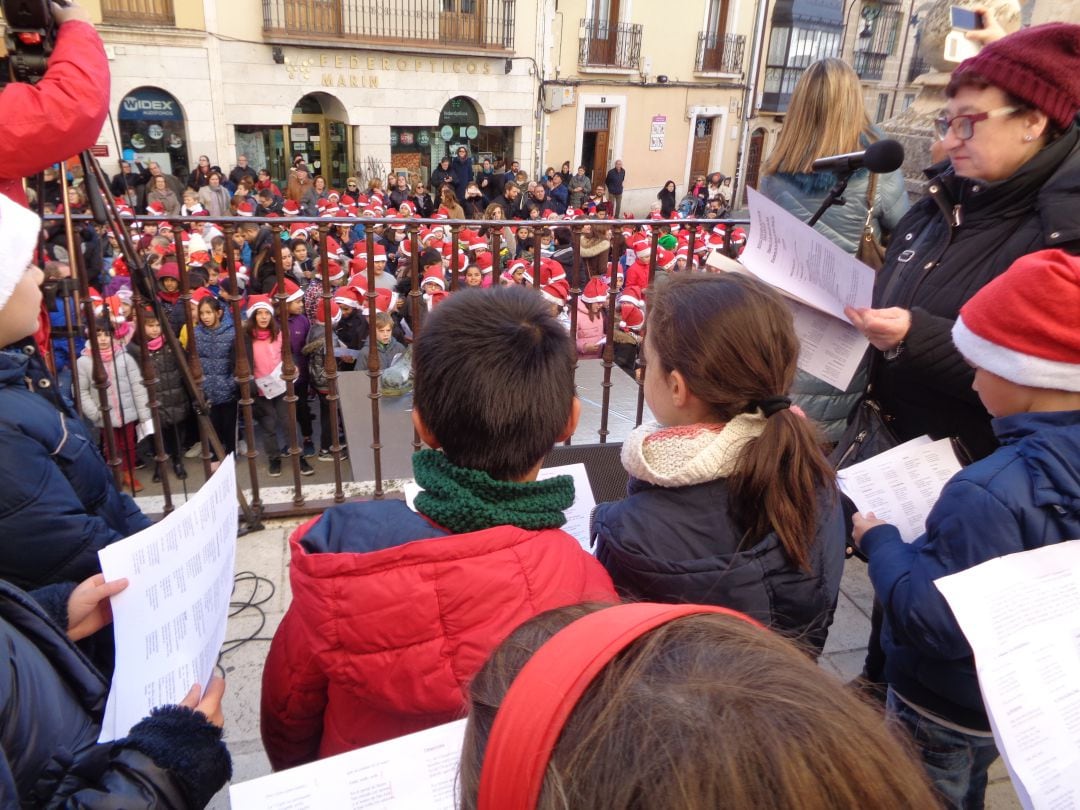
[811,139,905,174]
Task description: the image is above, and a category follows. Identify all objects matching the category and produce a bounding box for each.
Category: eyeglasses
[934,105,1019,141]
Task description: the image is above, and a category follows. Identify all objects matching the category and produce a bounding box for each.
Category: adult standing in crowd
[567,165,591,210]
[229,154,258,188]
[846,23,1080,462]
[142,160,186,208]
[198,171,232,217]
[110,158,148,209]
[430,155,454,194]
[0,194,151,591]
[287,162,313,203]
[145,173,181,216]
[451,146,474,205]
[187,154,220,192]
[605,159,626,216]
[759,58,909,442]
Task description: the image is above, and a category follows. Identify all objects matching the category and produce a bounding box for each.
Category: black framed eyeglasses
[934,105,1019,141]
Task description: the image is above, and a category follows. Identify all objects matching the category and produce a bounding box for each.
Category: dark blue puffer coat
[195,309,237,406]
[593,479,845,655]
[863,410,1080,731]
[0,341,151,590]
[0,578,231,807]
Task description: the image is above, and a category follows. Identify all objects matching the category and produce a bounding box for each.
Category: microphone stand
[806,168,856,227]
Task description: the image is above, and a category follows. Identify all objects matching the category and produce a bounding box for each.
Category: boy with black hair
[261,286,616,769]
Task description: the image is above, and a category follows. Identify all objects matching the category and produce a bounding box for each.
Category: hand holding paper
[844,306,912,352]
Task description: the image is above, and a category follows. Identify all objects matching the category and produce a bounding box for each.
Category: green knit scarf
[412,449,574,534]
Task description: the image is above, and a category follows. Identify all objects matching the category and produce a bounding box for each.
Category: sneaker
[318,449,333,462]
[299,457,315,476]
[184,443,202,459]
[268,458,282,477]
[302,438,316,458]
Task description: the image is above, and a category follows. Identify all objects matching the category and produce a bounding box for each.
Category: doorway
[441,0,483,45]
[288,94,352,189]
[689,117,714,184]
[743,127,766,205]
[581,106,611,186]
[585,0,622,65]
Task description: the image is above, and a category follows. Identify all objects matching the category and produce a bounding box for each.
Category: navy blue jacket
[863,410,1080,730]
[195,309,238,406]
[593,479,845,654]
[450,155,474,205]
[0,578,230,807]
[0,342,151,590]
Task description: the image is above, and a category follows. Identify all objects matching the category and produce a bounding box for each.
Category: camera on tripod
[1,0,64,85]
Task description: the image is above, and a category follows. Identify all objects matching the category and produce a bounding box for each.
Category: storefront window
[118,86,189,180]
[235,126,287,187]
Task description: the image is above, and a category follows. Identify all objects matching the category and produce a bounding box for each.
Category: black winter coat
[130,341,191,426]
[0,578,231,807]
[872,123,1080,460]
[593,479,845,654]
[0,342,151,591]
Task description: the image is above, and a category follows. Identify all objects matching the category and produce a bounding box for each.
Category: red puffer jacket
[0,21,110,207]
[260,500,617,771]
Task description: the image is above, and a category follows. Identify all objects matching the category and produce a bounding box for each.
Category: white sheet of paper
[837,436,961,542]
[537,463,597,554]
[934,542,1080,810]
[404,463,597,553]
[229,719,467,810]
[97,455,238,742]
[135,418,155,442]
[787,298,869,390]
[742,187,875,321]
[255,362,286,399]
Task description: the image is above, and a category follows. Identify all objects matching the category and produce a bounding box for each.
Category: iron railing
[262,0,516,50]
[101,0,174,25]
[695,32,746,74]
[854,51,887,80]
[48,213,748,529]
[578,18,642,70]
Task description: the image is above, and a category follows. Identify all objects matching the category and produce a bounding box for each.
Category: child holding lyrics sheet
[852,249,1080,807]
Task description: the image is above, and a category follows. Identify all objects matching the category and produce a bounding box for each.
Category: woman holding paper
[758,58,909,443]
[845,24,1080,461]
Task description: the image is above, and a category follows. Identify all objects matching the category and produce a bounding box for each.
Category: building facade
[83,0,543,191]
[539,0,758,214]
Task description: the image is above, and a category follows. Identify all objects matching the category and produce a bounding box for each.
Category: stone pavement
[207,516,1022,809]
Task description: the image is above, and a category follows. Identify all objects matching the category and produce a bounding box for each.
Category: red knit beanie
[952,249,1080,392]
[948,22,1080,131]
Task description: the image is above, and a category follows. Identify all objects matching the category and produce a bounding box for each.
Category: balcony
[907,54,930,83]
[853,50,887,80]
[578,18,642,71]
[262,0,516,51]
[695,32,746,74]
[101,0,174,25]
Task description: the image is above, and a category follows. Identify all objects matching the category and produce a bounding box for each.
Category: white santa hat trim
[952,316,1080,393]
[0,194,41,312]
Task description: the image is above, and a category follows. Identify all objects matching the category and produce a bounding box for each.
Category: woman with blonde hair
[759,57,909,443]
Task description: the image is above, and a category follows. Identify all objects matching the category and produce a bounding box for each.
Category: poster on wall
[650,115,667,151]
[134,152,173,174]
[235,131,268,177]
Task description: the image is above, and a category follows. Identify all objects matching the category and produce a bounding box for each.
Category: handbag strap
[863,172,879,233]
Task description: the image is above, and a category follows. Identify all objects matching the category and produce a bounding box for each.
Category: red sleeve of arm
[0,21,111,182]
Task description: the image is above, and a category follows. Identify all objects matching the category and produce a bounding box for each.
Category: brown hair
[646,273,834,569]
[459,604,938,810]
[763,58,875,176]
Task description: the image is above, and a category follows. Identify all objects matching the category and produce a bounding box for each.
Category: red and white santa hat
[371,244,388,262]
[237,200,255,217]
[618,286,647,312]
[313,298,342,326]
[952,249,1080,392]
[324,260,346,282]
[270,277,304,303]
[422,266,447,290]
[655,247,677,271]
[581,277,609,305]
[282,199,301,216]
[475,251,494,275]
[540,279,571,308]
[618,301,645,332]
[334,285,363,309]
[246,294,275,318]
[146,201,166,217]
[360,288,399,316]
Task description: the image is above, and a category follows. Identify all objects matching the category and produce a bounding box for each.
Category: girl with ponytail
[591,273,845,654]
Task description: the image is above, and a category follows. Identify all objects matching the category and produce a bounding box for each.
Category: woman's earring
[1024,134,1034,142]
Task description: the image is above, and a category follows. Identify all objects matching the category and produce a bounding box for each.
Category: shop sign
[390,130,399,147]
[400,131,415,146]
[650,114,667,151]
[418,130,430,146]
[119,87,184,122]
[440,125,454,141]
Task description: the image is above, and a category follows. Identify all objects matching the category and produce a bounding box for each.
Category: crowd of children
[54,156,748,484]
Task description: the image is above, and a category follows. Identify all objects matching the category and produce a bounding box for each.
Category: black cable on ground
[215,570,277,676]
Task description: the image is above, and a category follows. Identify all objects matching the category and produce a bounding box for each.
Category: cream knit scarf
[621,415,767,488]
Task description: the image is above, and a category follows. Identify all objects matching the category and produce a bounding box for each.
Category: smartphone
[950,6,984,30]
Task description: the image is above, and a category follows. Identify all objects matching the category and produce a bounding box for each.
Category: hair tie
[758,395,792,417]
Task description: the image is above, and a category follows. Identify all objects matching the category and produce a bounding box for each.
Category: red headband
[477,602,763,810]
